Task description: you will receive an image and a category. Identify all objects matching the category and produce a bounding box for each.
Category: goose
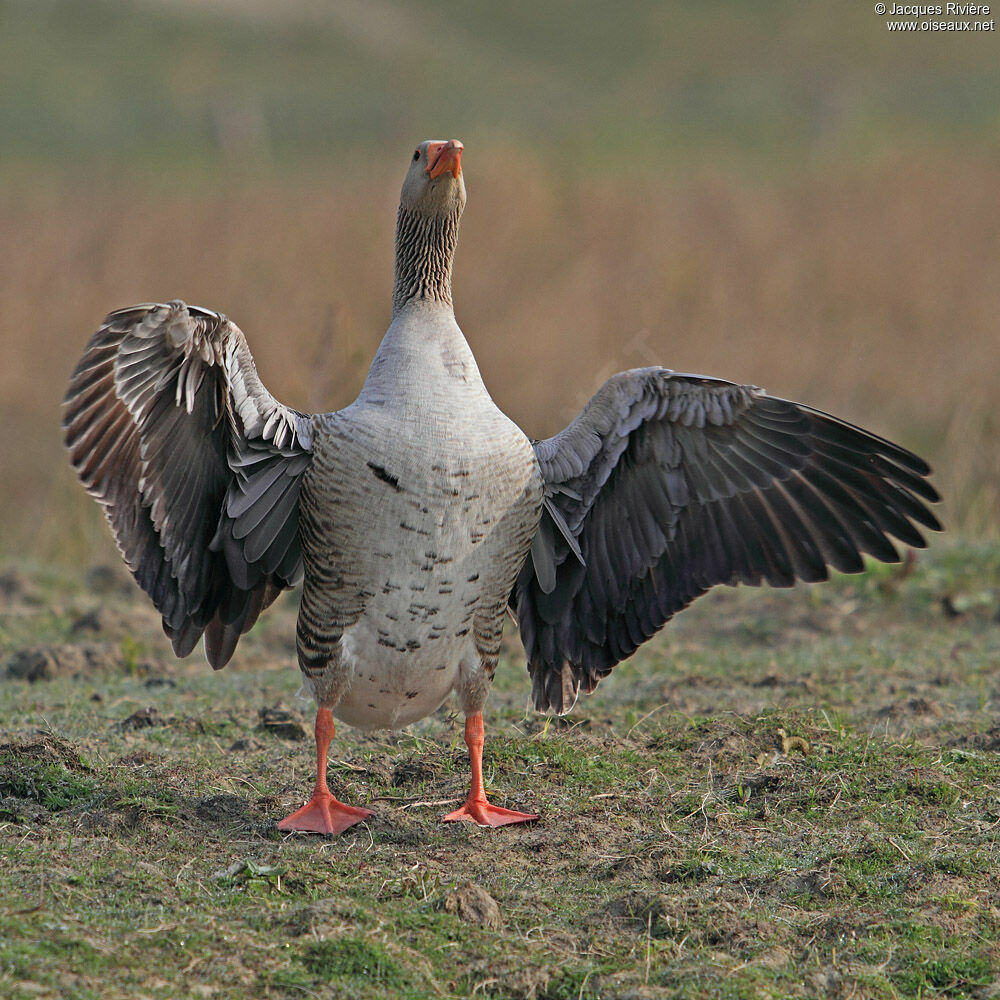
[63,139,941,833]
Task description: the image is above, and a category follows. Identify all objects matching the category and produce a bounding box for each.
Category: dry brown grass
[2,148,996,564]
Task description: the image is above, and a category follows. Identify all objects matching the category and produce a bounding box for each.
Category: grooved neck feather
[391,204,461,317]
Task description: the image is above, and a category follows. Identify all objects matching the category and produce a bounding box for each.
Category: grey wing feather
[512,367,942,714]
[63,300,313,668]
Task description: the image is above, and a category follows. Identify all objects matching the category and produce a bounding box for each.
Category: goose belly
[331,612,473,730]
[300,400,543,731]
[316,451,503,730]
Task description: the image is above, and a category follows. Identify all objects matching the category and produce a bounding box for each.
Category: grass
[1,544,998,998]
[2,0,997,172]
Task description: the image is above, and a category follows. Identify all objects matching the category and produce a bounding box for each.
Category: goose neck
[391,205,460,317]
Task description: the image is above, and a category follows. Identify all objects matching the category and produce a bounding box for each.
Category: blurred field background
[1,0,997,566]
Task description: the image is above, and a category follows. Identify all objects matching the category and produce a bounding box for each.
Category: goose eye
[413,149,420,161]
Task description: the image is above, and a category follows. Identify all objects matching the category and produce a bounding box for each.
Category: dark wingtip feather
[204,616,240,670]
[165,619,205,659]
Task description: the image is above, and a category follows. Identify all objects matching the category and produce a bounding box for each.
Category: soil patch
[5,643,121,681]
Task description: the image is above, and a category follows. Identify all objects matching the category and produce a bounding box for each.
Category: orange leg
[442,712,538,827]
[278,708,374,835]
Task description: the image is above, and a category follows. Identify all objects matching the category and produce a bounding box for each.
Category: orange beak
[426,139,464,179]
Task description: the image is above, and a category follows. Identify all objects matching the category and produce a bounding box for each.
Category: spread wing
[510,367,942,714]
[63,300,313,668]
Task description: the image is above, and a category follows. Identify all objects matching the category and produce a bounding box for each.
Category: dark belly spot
[367,462,402,491]
[435,664,447,671]
[405,690,420,699]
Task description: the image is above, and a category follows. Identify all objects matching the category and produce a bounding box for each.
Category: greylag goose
[63,139,941,833]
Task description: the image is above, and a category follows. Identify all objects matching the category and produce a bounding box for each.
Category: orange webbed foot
[444,712,539,828]
[278,790,374,835]
[278,708,374,835]
[442,795,538,828]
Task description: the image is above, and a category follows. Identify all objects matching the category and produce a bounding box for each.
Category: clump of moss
[0,737,94,814]
[300,937,407,987]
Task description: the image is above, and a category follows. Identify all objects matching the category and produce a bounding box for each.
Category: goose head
[399,139,466,220]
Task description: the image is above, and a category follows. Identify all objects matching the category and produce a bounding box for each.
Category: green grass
[0,758,94,815]
[1,543,999,997]
[1,0,998,179]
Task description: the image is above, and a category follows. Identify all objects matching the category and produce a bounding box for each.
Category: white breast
[297,300,542,730]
